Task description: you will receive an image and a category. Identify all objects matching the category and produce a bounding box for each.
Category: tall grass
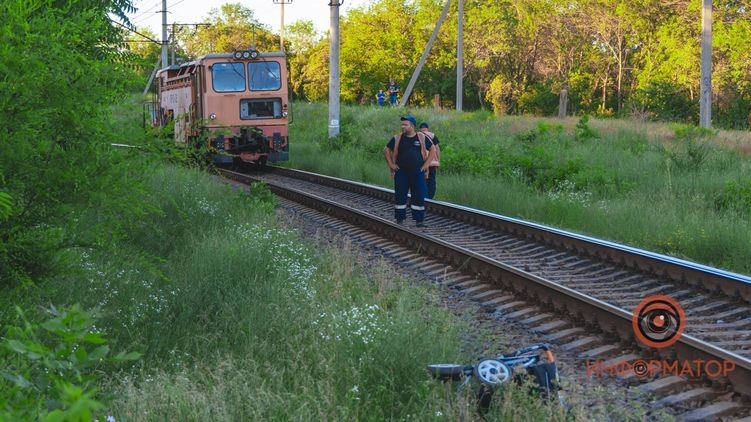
[288,103,751,275]
[0,94,596,420]
[25,164,581,420]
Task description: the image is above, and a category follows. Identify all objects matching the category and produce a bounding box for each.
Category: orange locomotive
[153,48,290,165]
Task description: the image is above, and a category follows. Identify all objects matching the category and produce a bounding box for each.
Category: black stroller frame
[427,343,560,415]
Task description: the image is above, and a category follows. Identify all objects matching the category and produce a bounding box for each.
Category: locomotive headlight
[249,50,259,59]
[282,111,288,117]
[233,51,243,59]
[242,51,251,59]
[209,113,217,120]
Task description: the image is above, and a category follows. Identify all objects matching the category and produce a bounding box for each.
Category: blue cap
[400,115,417,127]
[419,122,429,129]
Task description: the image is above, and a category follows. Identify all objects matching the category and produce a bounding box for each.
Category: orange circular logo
[632,295,685,349]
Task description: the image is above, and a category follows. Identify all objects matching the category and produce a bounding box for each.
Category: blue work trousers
[427,167,437,199]
[394,168,427,222]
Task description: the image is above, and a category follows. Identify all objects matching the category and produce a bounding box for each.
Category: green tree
[339,0,423,104]
[286,20,322,100]
[466,0,544,114]
[297,40,331,102]
[125,27,162,80]
[0,0,140,287]
[712,10,751,128]
[176,3,277,58]
[284,0,751,124]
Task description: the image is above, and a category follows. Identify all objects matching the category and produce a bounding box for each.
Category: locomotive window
[248,62,281,91]
[212,62,246,92]
[240,98,282,120]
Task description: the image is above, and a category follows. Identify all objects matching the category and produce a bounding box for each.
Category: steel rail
[264,166,751,303]
[219,167,751,396]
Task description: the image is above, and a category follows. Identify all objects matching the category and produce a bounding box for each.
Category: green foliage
[715,177,751,216]
[338,0,451,105]
[105,219,470,419]
[29,162,472,420]
[714,95,751,130]
[440,143,499,176]
[244,0,751,124]
[575,115,599,142]
[664,125,716,171]
[247,182,277,215]
[0,191,12,221]
[506,123,585,192]
[627,80,698,123]
[517,81,559,116]
[0,0,141,287]
[0,304,139,421]
[486,75,515,115]
[175,3,278,58]
[210,0,751,121]
[613,129,650,156]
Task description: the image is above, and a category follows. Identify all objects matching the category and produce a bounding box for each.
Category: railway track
[219,166,751,420]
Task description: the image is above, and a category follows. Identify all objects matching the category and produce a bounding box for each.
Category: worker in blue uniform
[419,122,441,199]
[383,115,435,227]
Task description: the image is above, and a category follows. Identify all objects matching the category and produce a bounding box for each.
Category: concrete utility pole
[161,0,168,68]
[699,0,712,128]
[328,1,343,138]
[456,0,464,111]
[273,0,293,51]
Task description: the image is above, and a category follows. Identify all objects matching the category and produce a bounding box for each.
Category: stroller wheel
[475,359,511,386]
[426,364,465,381]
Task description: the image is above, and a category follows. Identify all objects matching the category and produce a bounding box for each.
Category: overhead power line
[109,18,160,44]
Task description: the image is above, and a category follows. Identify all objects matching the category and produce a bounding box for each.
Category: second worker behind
[384,115,436,227]
[419,122,441,199]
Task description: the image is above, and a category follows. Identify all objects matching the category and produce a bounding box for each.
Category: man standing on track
[383,115,434,227]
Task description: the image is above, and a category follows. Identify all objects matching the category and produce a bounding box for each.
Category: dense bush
[629,80,698,123]
[517,81,560,116]
[1,305,139,421]
[0,0,140,287]
[715,177,751,217]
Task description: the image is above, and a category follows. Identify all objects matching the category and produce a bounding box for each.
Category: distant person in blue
[384,115,435,227]
[388,79,399,106]
[376,89,385,106]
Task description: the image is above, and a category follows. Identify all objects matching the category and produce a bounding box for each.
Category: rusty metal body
[151,49,290,165]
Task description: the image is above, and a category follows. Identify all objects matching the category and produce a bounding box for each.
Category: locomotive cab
[154,48,290,166]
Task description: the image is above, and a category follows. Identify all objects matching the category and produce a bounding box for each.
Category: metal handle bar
[503,343,550,357]
[493,343,556,366]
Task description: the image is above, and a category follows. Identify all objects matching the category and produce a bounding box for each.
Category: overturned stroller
[427,343,563,415]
